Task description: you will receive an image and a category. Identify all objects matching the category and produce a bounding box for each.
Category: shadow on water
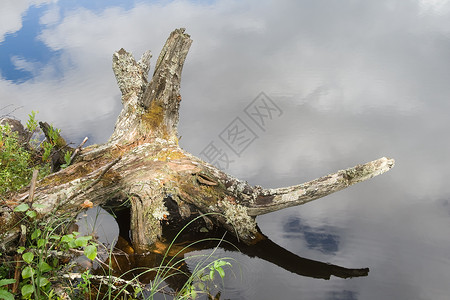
[75,205,368,298]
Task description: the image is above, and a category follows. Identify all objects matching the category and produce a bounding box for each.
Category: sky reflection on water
[2,0,450,299]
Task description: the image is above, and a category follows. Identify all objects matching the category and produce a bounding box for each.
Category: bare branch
[68,136,88,165]
[247,157,395,216]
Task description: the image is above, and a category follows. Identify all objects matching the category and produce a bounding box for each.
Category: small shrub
[0,112,60,198]
[0,123,32,195]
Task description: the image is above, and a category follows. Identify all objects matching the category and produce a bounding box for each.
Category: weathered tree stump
[1,28,394,255]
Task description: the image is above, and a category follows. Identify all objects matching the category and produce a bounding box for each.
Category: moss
[141,100,164,130]
[40,164,95,186]
[39,153,121,188]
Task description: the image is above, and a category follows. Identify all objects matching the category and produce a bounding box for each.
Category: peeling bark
[1,28,394,256]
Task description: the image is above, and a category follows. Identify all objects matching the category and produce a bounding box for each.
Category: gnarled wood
[110,28,192,144]
[1,28,394,259]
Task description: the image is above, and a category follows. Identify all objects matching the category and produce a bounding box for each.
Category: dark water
[2,1,450,299]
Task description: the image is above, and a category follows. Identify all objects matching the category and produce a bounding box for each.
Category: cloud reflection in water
[2,0,450,299]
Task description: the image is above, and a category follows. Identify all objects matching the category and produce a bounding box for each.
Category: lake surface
[2,1,450,299]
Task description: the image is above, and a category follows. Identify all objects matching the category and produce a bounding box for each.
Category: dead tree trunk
[1,28,394,253]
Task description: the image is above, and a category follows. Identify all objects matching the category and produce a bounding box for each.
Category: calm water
[2,1,450,299]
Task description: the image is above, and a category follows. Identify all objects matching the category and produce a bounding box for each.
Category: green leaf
[21,266,35,279]
[196,282,205,291]
[64,151,72,165]
[37,238,47,248]
[0,289,15,300]
[0,279,16,287]
[22,252,34,264]
[51,257,59,268]
[84,245,97,260]
[26,111,38,132]
[38,261,52,273]
[21,284,34,297]
[17,246,25,254]
[14,203,29,212]
[25,210,37,218]
[36,277,50,287]
[60,234,74,244]
[209,269,215,281]
[80,270,92,281]
[214,260,230,268]
[190,288,197,299]
[32,203,45,209]
[75,236,92,247]
[216,267,225,279]
[49,235,61,241]
[31,229,41,240]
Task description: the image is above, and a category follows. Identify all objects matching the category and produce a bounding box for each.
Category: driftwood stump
[1,28,394,256]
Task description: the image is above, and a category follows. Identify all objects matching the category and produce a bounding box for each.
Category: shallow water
[2,1,450,299]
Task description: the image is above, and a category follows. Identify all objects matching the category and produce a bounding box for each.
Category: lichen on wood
[219,200,258,241]
[2,28,394,256]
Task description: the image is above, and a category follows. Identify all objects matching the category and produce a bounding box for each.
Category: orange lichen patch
[80,200,93,209]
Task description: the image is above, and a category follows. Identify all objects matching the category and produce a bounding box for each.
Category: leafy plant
[0,112,63,197]
[3,208,238,299]
[0,279,16,300]
[41,141,53,163]
[0,122,32,195]
[1,113,238,298]
[26,111,38,134]
[76,270,93,296]
[180,259,232,299]
[60,150,72,169]
[45,125,61,147]
[0,203,99,299]
[142,214,238,300]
